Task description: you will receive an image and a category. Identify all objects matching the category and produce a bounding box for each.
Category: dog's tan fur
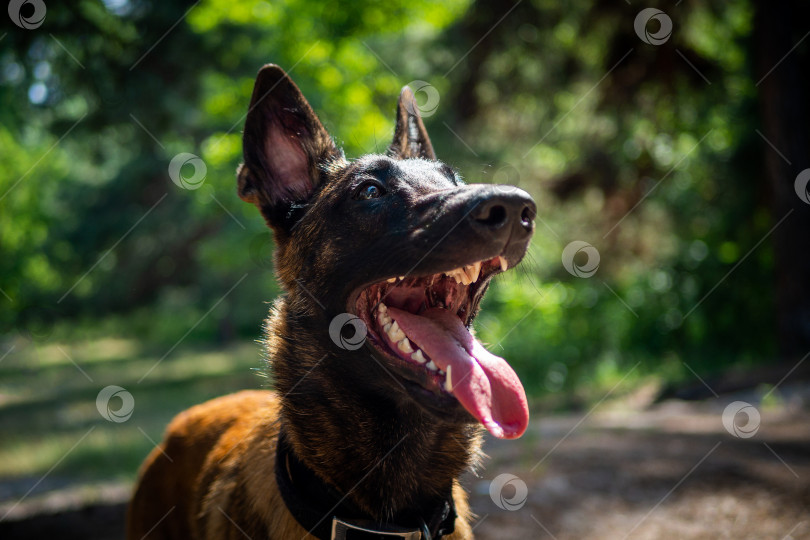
[127,391,473,539]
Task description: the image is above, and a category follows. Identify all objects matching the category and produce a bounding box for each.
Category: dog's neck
[265,295,483,520]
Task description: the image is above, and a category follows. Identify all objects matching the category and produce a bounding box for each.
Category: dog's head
[238,65,535,439]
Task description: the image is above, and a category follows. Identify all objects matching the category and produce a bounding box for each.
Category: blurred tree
[1,0,804,395]
[429,0,780,387]
[0,0,464,339]
[755,0,810,360]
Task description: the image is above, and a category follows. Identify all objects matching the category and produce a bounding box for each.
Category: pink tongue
[386,306,529,439]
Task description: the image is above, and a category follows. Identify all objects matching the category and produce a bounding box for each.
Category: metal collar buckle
[331,517,425,540]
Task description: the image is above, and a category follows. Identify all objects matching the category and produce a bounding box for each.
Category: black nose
[470,188,535,236]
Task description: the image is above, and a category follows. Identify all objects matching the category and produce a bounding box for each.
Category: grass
[0,336,265,500]
[0,327,663,504]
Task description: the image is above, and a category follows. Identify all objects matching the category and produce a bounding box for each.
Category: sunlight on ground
[0,337,264,491]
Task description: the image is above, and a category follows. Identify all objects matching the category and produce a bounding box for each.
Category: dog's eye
[354,182,385,201]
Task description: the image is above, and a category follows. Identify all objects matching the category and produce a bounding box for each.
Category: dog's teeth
[462,266,473,283]
[446,266,480,285]
[399,276,406,280]
[377,303,391,325]
[463,262,481,283]
[426,360,438,371]
[498,256,508,272]
[444,365,453,391]
[387,277,396,283]
[463,265,474,283]
[397,338,414,354]
[383,322,392,333]
[387,321,405,342]
[411,349,426,364]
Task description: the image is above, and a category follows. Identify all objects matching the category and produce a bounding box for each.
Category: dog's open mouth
[354,255,529,439]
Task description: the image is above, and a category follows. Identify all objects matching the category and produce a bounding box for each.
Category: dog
[126,64,536,540]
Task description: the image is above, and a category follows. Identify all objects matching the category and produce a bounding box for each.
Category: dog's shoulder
[168,390,278,438]
[128,390,283,539]
[189,391,309,539]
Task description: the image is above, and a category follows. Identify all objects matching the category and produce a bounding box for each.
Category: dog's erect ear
[387,86,436,160]
[238,64,342,223]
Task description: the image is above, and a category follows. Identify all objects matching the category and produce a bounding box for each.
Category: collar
[275,429,456,540]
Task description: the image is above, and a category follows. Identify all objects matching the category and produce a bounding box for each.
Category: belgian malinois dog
[127,64,536,539]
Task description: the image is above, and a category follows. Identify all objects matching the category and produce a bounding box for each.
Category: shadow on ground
[2,390,809,539]
[470,394,810,539]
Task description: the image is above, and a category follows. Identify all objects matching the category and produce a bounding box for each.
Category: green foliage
[0,0,777,399]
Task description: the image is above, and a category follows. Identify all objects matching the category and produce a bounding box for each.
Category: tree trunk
[755,0,810,359]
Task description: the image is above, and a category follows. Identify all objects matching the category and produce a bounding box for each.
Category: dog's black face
[238,65,535,439]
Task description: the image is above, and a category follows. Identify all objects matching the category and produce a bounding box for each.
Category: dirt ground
[469,386,810,540]
[2,387,809,539]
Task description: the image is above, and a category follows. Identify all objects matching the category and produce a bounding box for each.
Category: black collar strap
[275,430,456,539]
